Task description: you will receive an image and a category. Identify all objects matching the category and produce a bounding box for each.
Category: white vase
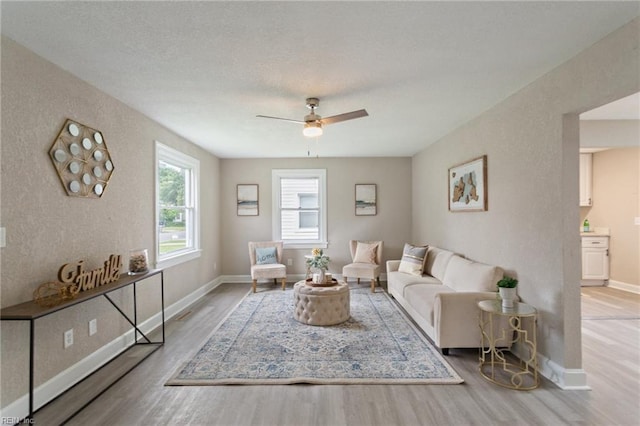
[313,269,326,284]
[499,287,517,309]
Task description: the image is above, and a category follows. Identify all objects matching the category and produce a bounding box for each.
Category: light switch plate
[635,217,640,226]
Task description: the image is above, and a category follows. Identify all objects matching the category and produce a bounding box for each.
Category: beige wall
[580,120,640,148]
[411,17,639,381]
[582,148,639,287]
[1,37,221,407]
[221,157,412,277]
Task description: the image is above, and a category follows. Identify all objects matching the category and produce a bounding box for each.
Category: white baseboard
[164,276,223,320]
[0,276,224,420]
[536,352,590,390]
[580,280,605,286]
[607,280,640,294]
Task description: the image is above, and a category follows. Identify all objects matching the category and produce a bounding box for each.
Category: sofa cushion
[387,270,441,297]
[424,247,455,282]
[398,243,429,275]
[442,256,503,293]
[404,284,456,326]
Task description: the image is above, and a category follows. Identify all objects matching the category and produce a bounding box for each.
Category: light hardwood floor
[52,283,639,425]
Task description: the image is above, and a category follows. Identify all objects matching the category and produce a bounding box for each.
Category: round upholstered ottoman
[293,280,350,326]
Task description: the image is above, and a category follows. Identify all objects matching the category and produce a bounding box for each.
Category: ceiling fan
[257,98,368,137]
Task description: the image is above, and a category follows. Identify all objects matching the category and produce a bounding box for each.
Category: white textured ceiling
[2,1,639,158]
[580,92,640,120]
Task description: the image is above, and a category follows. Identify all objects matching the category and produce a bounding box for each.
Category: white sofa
[387,246,505,355]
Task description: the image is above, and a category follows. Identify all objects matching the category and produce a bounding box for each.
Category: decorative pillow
[353,242,379,264]
[443,256,501,293]
[255,247,277,265]
[398,243,429,276]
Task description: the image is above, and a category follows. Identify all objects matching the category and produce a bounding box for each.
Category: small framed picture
[448,156,487,212]
[237,184,259,216]
[355,184,377,216]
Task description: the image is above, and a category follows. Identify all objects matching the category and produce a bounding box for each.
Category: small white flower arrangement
[306,248,330,270]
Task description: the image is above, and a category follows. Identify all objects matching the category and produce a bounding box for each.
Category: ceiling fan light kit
[303,121,323,137]
[257,97,368,138]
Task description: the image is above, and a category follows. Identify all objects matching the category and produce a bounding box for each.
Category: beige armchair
[342,240,383,293]
[248,241,287,293]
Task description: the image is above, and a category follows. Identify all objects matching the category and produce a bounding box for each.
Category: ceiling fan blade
[256,115,305,124]
[320,109,368,125]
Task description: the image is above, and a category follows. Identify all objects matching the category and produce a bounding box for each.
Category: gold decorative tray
[305,278,338,287]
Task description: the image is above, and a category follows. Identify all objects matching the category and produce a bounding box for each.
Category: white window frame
[155,142,201,269]
[272,169,327,249]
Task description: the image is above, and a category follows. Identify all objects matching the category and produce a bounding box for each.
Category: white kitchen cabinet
[581,236,609,285]
[579,153,592,206]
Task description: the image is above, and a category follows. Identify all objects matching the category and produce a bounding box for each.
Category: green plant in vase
[497,276,518,308]
[306,248,330,283]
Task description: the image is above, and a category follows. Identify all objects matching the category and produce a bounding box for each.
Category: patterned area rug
[166,286,463,385]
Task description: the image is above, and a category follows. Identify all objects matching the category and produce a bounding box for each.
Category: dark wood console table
[1,269,165,424]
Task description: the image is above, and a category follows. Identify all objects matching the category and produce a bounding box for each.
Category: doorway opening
[578,92,640,390]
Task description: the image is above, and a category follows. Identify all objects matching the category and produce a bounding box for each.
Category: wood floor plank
[43,283,639,425]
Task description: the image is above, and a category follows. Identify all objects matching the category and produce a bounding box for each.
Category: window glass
[156,143,200,267]
[299,211,319,229]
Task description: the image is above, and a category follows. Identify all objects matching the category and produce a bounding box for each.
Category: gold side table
[478,299,539,390]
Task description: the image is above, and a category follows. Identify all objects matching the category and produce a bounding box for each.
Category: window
[298,193,318,229]
[272,169,327,249]
[155,142,200,268]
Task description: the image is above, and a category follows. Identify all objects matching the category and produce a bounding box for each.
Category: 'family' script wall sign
[58,254,122,295]
[34,254,123,307]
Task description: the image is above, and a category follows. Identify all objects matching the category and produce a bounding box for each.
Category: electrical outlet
[0,227,5,248]
[64,329,74,348]
[89,319,97,336]
[634,217,640,226]
[287,258,293,266]
[214,262,217,271]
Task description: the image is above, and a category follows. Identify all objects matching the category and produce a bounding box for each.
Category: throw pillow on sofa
[353,241,379,264]
[255,247,277,265]
[398,243,429,275]
[442,256,502,292]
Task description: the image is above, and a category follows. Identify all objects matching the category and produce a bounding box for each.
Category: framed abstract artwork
[355,184,377,216]
[237,184,259,216]
[448,156,487,212]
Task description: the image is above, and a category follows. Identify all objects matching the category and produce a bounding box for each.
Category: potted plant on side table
[497,276,518,309]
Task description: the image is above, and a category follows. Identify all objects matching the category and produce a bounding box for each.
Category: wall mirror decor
[49,119,114,198]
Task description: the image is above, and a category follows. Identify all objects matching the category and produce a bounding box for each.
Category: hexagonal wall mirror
[49,119,114,198]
